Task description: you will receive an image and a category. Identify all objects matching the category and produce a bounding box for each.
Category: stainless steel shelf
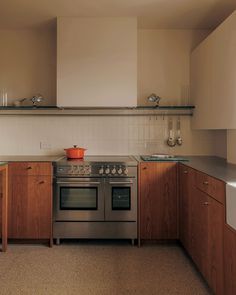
[0,106,194,116]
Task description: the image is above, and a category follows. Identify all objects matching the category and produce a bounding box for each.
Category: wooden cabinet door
[140,162,178,240]
[8,175,52,239]
[224,225,236,295]
[179,164,195,253]
[190,188,209,279]
[207,197,224,295]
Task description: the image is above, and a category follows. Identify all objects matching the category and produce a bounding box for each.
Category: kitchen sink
[140,155,188,162]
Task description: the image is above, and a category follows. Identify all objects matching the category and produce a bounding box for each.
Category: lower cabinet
[8,162,52,240]
[190,188,209,280]
[224,225,236,295]
[139,162,178,240]
[191,188,224,295]
[179,164,224,295]
[207,194,224,295]
[179,164,195,253]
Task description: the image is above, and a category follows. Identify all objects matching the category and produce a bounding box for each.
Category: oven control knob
[84,166,91,175]
[105,167,110,175]
[117,167,123,175]
[78,166,85,175]
[99,166,104,175]
[88,167,92,174]
[124,168,128,175]
[69,166,74,174]
[111,167,116,175]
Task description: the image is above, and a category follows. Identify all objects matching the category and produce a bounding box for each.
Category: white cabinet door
[191,11,236,129]
[57,17,137,107]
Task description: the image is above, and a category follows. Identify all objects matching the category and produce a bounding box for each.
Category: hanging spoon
[176,117,183,146]
[167,118,176,147]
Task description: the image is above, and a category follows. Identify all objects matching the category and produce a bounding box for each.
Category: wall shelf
[0,106,195,116]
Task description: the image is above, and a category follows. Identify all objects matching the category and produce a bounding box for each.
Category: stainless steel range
[53,156,138,244]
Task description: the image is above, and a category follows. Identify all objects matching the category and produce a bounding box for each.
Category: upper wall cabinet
[191,11,236,129]
[57,17,137,107]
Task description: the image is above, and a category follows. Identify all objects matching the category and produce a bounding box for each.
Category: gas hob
[54,155,138,177]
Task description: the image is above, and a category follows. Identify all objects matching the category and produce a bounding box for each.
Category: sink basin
[140,155,188,162]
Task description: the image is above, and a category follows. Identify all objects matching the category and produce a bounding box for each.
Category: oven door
[105,178,137,221]
[54,178,104,221]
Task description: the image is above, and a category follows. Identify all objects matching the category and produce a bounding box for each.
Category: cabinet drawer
[195,171,225,204]
[9,162,52,176]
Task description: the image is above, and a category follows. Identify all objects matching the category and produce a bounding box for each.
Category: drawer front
[195,170,225,204]
[9,162,52,176]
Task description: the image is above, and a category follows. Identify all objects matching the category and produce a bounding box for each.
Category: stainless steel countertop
[182,156,236,184]
[0,155,64,162]
[135,155,236,184]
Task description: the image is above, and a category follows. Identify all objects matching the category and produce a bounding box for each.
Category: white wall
[227,130,236,164]
[0,115,226,157]
[0,29,56,105]
[0,26,227,158]
[138,29,210,105]
[57,17,137,107]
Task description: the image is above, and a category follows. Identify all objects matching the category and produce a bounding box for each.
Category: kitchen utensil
[64,145,86,159]
[13,98,27,107]
[1,89,8,106]
[167,118,176,147]
[176,117,183,146]
[31,94,44,106]
[147,93,161,107]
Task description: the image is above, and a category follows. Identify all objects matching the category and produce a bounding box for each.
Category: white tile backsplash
[0,115,226,157]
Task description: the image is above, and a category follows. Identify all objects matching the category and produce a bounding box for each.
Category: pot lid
[64,145,86,151]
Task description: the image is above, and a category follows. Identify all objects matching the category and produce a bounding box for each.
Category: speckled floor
[0,241,212,295]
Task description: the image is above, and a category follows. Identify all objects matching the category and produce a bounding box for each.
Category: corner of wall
[227,130,236,163]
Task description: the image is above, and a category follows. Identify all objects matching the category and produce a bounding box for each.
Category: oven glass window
[60,187,98,210]
[112,187,131,210]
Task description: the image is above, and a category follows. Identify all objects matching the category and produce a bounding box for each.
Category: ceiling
[1,0,236,30]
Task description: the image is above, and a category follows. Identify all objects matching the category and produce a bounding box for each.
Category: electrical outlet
[40,141,51,150]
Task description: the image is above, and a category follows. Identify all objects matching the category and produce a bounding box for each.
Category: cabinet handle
[26,166,32,170]
[142,167,147,170]
[183,170,188,174]
[203,181,209,185]
[203,201,209,206]
[39,181,45,184]
[0,192,2,199]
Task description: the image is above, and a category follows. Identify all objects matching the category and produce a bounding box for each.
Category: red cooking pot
[64,145,86,159]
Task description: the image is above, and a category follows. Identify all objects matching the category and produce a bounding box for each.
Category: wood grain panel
[140,162,178,240]
[9,162,52,176]
[207,196,224,295]
[8,162,52,240]
[0,165,8,252]
[179,164,195,253]
[190,188,209,278]
[195,170,225,204]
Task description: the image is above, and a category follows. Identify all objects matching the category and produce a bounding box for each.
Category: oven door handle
[56,181,101,185]
[108,181,133,185]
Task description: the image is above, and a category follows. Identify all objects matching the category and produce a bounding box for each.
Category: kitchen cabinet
[178,164,195,254]
[190,188,209,278]
[8,162,52,243]
[224,225,236,295]
[57,17,137,107]
[191,188,224,295]
[193,170,225,295]
[0,164,8,252]
[191,11,236,129]
[139,162,178,240]
[179,166,224,295]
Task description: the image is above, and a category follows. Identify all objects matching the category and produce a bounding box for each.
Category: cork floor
[0,241,212,295]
